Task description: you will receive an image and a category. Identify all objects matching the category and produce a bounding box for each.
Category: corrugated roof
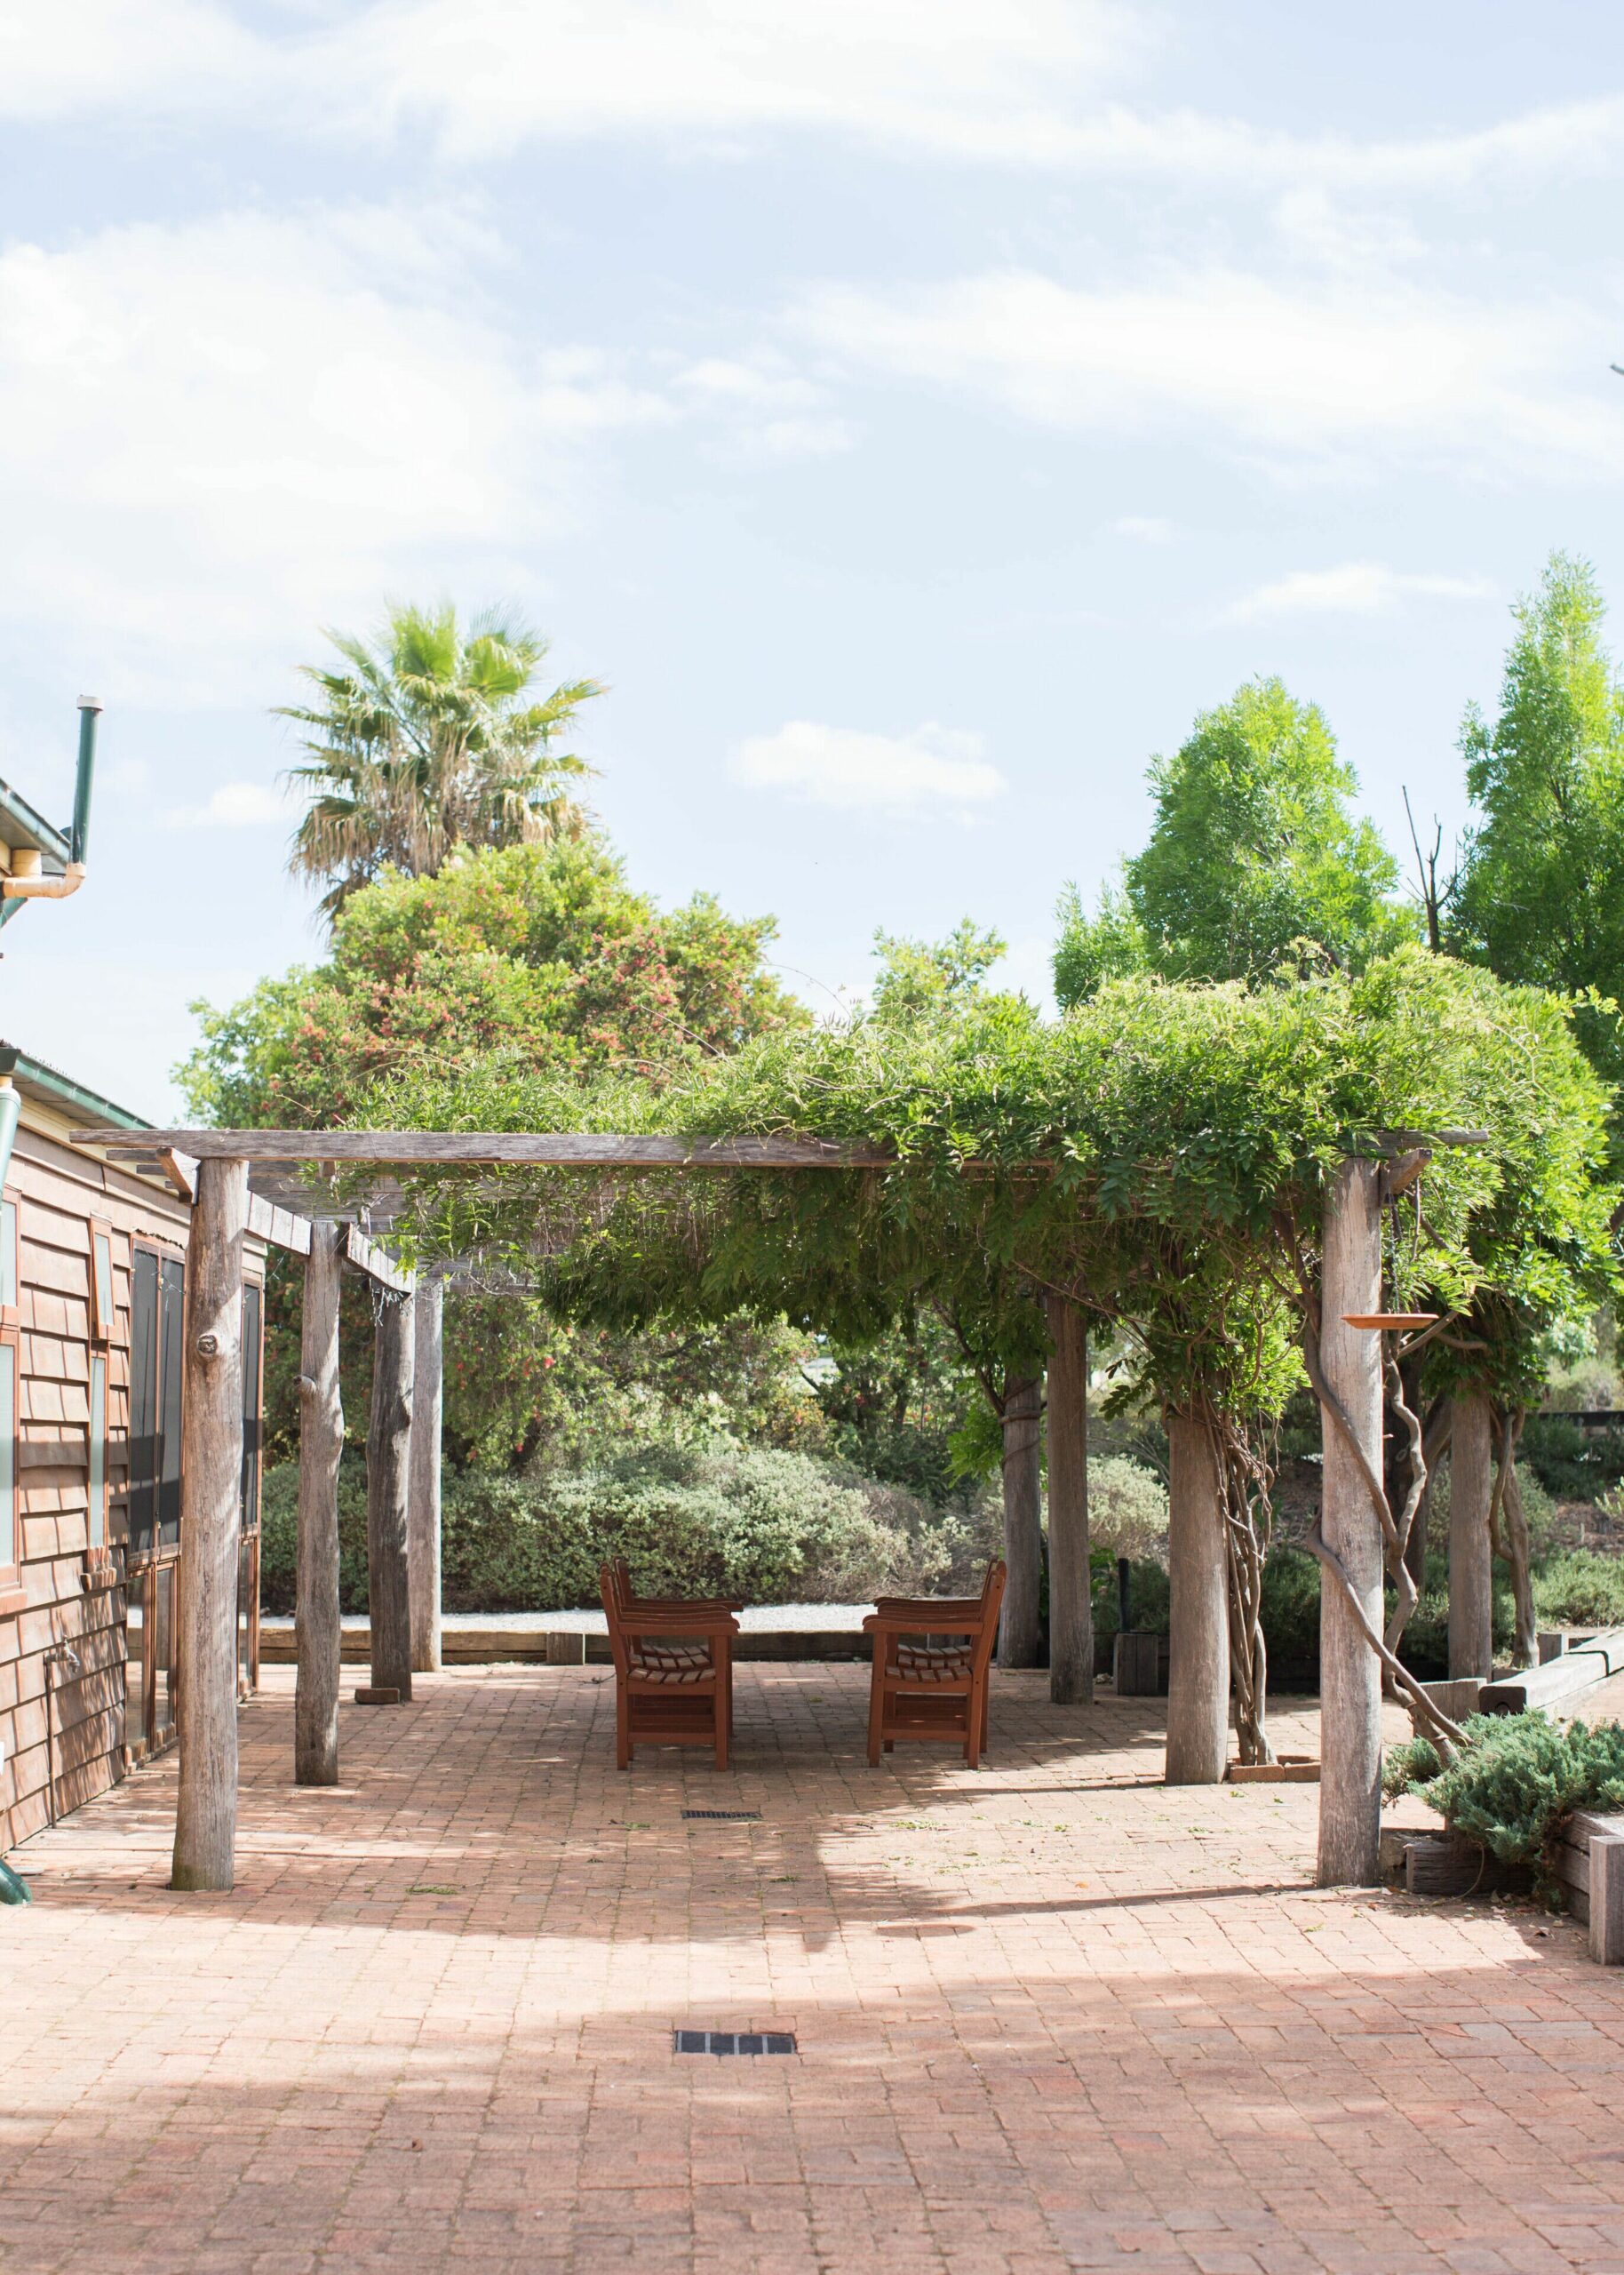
[0,1044,149,1133]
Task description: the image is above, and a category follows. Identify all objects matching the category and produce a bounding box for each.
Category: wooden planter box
[1226,1753,1319,1784]
[1555,1809,1624,1962]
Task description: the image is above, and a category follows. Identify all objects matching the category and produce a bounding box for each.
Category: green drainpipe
[70,698,100,866]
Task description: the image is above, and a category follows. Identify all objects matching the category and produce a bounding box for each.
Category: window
[88,1349,107,1553]
[124,1244,186,1563]
[90,1218,114,1343]
[0,1327,20,1616]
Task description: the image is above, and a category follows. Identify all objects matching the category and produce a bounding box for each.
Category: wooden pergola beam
[76,1129,897,1169]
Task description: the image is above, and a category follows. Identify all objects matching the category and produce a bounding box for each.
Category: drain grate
[681,1808,760,1821]
[674,2030,796,2056]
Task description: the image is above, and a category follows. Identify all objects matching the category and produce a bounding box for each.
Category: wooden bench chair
[863,1561,1007,1770]
[600,1561,741,1771]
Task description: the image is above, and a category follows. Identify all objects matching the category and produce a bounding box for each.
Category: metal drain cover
[681,1808,760,1821]
[674,2030,796,2056]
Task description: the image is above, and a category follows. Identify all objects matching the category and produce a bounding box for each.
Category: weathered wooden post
[366,1289,415,1701]
[998,1372,1045,1668]
[1448,1391,1493,1680]
[1318,1156,1385,1887]
[171,1155,249,1893]
[1165,1411,1228,1784]
[1045,1296,1092,1704]
[295,1223,345,1784]
[409,1276,443,1676]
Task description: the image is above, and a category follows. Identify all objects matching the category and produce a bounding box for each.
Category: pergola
[74,1122,1430,1900]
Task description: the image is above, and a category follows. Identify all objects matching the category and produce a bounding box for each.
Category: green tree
[1123,677,1412,983]
[178,837,806,1128]
[178,834,808,1465]
[1455,553,1624,1092]
[1053,881,1147,1010]
[283,601,603,920]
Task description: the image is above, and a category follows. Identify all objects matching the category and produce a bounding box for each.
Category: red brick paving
[3,1664,1624,2273]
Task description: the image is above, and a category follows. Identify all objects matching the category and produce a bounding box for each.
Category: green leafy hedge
[259,1445,995,1615]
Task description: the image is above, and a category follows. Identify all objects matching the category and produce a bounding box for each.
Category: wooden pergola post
[998,1372,1045,1668]
[1318,1155,1385,1887]
[409,1276,444,1676]
[295,1223,345,1784]
[1165,1411,1228,1784]
[1045,1295,1092,1705]
[171,1155,249,1893]
[1448,1391,1493,1680]
[366,1289,415,1700]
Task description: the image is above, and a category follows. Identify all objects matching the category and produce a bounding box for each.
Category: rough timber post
[1449,1391,1494,1680]
[1318,1155,1385,1888]
[1046,1296,1092,1704]
[171,1155,249,1892]
[409,1276,444,1675]
[295,1224,345,1784]
[367,1290,416,1699]
[1165,1411,1228,1784]
[998,1373,1045,1668]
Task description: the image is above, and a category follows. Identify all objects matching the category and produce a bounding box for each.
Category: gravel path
[260,1601,875,1635]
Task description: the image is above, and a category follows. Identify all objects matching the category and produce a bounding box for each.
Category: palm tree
[282,602,604,921]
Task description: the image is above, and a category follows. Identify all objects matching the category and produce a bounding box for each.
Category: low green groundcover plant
[1384,1712,1624,1900]
[1532,1550,1624,1629]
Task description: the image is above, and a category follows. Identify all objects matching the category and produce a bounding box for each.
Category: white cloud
[0,205,669,701]
[1219,563,1498,624]
[733,721,1005,811]
[6,1,1623,202]
[0,0,271,120]
[166,782,285,828]
[1112,515,1176,543]
[672,355,854,460]
[790,266,1624,483]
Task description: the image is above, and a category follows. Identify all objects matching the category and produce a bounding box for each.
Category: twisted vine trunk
[1448,1392,1494,1680]
[1166,1411,1228,1784]
[1495,1408,1536,1671]
[1318,1157,1385,1888]
[295,1224,345,1785]
[1045,1297,1092,1705]
[998,1373,1045,1669]
[1221,1442,1273,1768]
[409,1278,444,1675]
[367,1293,416,1701]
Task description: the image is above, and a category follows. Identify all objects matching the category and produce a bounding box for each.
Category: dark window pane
[157,1257,184,1551]
[126,1249,159,1558]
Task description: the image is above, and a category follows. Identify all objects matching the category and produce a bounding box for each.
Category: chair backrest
[600,1561,632,1678]
[970,1560,1007,1680]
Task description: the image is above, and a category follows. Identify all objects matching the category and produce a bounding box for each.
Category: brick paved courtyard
[4,1663,1624,2275]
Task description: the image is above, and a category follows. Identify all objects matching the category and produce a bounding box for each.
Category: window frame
[87,1344,108,1559]
[0,1325,21,1616]
[0,1196,18,1329]
[89,1217,115,1345]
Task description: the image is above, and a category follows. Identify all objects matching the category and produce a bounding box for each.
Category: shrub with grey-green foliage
[1087,1456,1169,1564]
[259,1441,968,1614]
[1533,1549,1624,1629]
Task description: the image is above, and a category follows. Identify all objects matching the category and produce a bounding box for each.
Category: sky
[3,1,1623,1119]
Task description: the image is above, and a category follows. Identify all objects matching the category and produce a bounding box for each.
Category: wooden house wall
[0,1114,264,1852]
